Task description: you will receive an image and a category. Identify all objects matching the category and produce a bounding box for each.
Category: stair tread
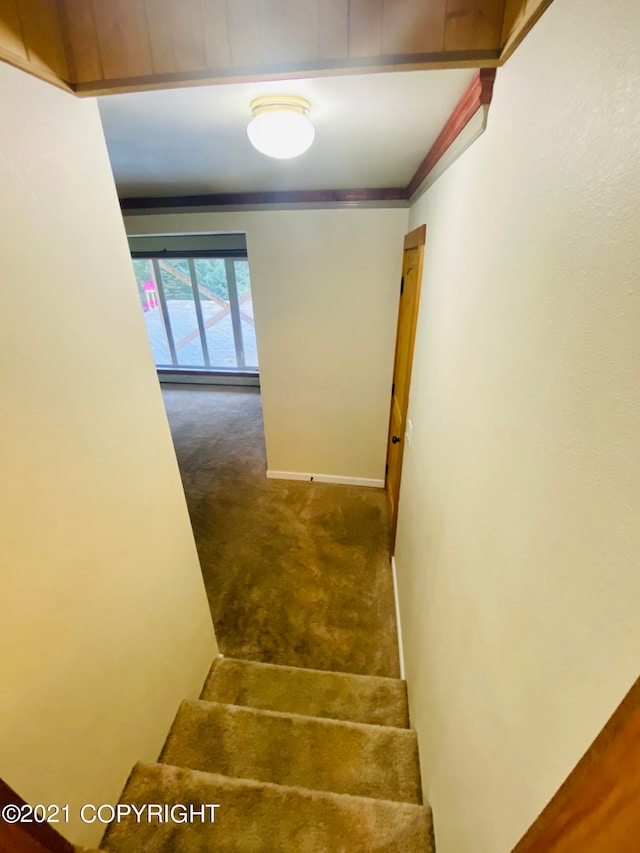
[160,699,421,804]
[101,762,434,853]
[202,656,409,728]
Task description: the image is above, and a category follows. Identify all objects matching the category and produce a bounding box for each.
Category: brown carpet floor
[161,385,399,678]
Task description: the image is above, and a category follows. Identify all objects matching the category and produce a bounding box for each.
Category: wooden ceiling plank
[0,0,27,60]
[381,0,446,55]
[58,0,103,83]
[259,0,320,65]
[17,0,68,78]
[225,0,261,67]
[200,0,232,69]
[444,0,505,51]
[145,0,206,75]
[319,0,348,59]
[91,0,154,80]
[349,0,383,58]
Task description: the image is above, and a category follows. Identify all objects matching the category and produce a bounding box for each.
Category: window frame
[131,249,259,382]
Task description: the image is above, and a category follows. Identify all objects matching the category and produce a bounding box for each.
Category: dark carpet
[161,385,399,678]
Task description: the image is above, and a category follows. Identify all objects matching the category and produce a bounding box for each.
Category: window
[129,234,258,375]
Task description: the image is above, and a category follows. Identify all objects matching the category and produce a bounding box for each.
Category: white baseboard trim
[266,470,384,489]
[391,556,406,680]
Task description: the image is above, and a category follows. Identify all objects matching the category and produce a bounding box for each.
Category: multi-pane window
[130,252,258,373]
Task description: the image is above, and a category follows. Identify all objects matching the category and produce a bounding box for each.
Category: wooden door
[385,225,426,550]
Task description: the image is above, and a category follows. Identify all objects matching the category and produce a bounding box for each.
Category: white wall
[125,208,409,483]
[0,64,217,846]
[394,1,640,850]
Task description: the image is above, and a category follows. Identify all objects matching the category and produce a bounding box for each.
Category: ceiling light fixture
[247,95,315,160]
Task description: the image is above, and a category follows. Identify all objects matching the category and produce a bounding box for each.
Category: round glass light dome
[247,95,315,160]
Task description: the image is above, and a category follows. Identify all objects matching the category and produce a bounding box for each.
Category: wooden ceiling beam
[501,0,554,62]
[0,0,71,91]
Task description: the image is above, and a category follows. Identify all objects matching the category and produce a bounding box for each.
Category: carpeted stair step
[160,699,421,804]
[101,762,434,853]
[201,655,409,727]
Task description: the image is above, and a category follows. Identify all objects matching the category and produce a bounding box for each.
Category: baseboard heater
[158,370,259,387]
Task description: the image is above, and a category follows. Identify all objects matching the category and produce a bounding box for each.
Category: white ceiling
[98,68,476,199]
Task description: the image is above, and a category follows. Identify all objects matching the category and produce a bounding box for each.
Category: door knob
[392,435,401,444]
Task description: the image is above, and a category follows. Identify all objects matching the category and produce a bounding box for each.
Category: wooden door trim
[404,224,427,250]
[0,778,75,852]
[512,675,640,851]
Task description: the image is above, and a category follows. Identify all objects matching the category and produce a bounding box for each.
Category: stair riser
[202,657,409,728]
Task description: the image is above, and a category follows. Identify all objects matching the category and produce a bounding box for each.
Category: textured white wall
[125,208,409,481]
[0,64,217,846]
[395,0,640,850]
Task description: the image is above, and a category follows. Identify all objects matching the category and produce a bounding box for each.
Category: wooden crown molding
[407,67,496,199]
[120,187,409,212]
[120,69,496,214]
